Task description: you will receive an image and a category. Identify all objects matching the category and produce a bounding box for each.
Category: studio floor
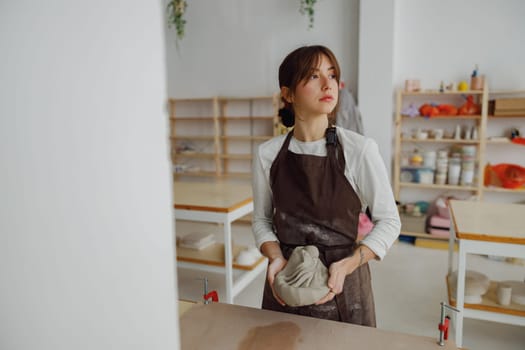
[175,220,525,350]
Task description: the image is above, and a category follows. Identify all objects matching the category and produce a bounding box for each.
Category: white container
[435,173,447,185]
[461,169,474,186]
[423,151,437,169]
[419,170,434,184]
[448,158,461,185]
[497,283,512,306]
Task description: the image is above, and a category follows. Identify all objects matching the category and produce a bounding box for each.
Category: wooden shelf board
[401,115,481,120]
[401,138,480,144]
[400,230,449,240]
[174,171,219,178]
[488,115,525,118]
[170,117,215,121]
[174,153,216,159]
[446,275,525,317]
[169,97,216,102]
[401,90,484,96]
[489,89,525,95]
[220,154,252,160]
[221,172,252,179]
[176,243,266,271]
[218,96,275,101]
[483,186,525,193]
[171,136,216,141]
[400,182,479,191]
[415,238,457,250]
[221,116,275,120]
[485,138,512,144]
[221,135,273,141]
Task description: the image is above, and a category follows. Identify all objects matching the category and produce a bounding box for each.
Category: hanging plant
[167,0,188,40]
[299,0,317,29]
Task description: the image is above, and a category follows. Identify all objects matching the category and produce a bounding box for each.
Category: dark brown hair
[278,45,341,127]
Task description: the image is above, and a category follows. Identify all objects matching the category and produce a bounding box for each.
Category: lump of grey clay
[274,245,330,307]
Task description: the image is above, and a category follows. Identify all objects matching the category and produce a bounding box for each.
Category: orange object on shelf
[437,104,458,116]
[484,163,525,189]
[458,95,481,115]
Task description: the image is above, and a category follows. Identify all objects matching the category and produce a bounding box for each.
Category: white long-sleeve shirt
[252,126,400,260]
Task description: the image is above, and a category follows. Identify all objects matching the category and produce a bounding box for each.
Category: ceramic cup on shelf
[497,283,512,306]
[432,129,444,140]
[405,79,421,92]
[470,75,485,90]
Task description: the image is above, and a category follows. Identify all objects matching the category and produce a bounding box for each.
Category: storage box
[490,98,525,116]
[400,213,427,233]
[426,215,450,238]
[400,167,435,184]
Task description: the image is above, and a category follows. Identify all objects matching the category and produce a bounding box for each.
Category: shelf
[177,243,266,271]
[488,115,525,118]
[399,182,479,191]
[485,138,512,144]
[400,230,449,240]
[483,186,525,193]
[401,138,480,144]
[446,275,525,317]
[401,89,485,96]
[169,97,216,102]
[174,153,216,159]
[220,154,252,160]
[401,115,482,120]
[170,117,215,121]
[171,136,216,141]
[169,95,279,178]
[174,171,219,178]
[221,116,275,120]
[220,135,273,141]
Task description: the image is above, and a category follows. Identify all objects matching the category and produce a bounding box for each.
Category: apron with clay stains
[262,127,376,327]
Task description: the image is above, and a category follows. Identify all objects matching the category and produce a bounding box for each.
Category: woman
[252,45,400,326]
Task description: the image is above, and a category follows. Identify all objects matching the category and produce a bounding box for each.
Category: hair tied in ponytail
[278,107,295,127]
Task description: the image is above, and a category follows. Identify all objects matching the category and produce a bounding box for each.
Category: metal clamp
[438,301,460,346]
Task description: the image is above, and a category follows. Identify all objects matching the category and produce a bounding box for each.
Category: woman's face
[286,54,339,120]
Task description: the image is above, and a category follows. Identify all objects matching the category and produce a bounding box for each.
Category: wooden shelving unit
[393,86,524,242]
[169,95,280,179]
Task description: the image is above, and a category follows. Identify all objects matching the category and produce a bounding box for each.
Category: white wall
[393,0,525,90]
[358,0,395,172]
[0,1,180,349]
[166,0,360,97]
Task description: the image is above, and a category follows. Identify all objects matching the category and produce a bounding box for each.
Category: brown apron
[262,127,376,327]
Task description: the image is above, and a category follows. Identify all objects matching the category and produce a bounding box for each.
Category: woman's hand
[315,257,355,305]
[267,256,287,306]
[315,245,377,305]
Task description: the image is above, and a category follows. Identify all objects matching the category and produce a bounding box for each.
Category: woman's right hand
[267,256,287,306]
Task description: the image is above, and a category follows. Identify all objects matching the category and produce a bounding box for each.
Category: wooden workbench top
[180,303,457,349]
[449,200,525,244]
[173,181,252,212]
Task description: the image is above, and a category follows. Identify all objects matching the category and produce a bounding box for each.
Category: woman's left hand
[314,255,358,305]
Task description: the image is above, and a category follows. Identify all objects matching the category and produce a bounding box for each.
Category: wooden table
[447,200,525,348]
[180,303,457,349]
[173,181,267,304]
